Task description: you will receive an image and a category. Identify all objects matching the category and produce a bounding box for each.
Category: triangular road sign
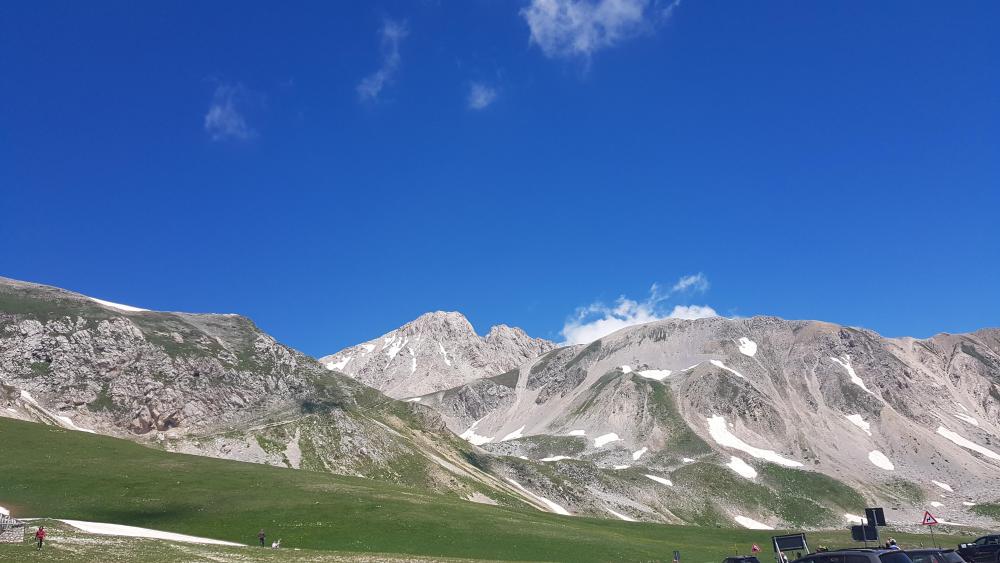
[922,511,938,526]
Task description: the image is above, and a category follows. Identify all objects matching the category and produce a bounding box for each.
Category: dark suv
[905,549,966,563]
[957,536,1000,563]
[723,557,762,563]
[792,549,914,563]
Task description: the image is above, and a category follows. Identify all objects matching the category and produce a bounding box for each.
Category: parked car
[957,536,1000,563]
[792,549,914,563]
[905,549,966,563]
[723,557,762,563]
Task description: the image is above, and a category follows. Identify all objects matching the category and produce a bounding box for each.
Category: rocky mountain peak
[319,312,556,399]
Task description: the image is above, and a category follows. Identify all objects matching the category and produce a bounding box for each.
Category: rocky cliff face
[318,311,555,399]
[0,277,529,506]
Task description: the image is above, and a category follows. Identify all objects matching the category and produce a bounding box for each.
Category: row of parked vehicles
[723,534,1000,563]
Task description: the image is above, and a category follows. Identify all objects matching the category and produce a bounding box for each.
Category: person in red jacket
[35,526,46,550]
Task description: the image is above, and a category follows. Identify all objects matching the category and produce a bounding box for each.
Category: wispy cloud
[467,82,498,110]
[204,83,255,142]
[521,0,680,61]
[560,273,716,345]
[357,20,408,102]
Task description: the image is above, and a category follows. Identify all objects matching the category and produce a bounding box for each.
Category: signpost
[922,511,939,548]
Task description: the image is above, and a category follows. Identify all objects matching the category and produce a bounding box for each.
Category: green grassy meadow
[0,418,972,562]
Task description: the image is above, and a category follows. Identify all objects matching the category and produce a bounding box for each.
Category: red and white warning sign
[921,511,938,526]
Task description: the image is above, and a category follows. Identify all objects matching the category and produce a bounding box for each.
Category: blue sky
[2,1,997,355]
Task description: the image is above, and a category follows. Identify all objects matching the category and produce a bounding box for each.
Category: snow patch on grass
[607,508,636,522]
[726,456,758,479]
[645,474,673,487]
[540,456,572,462]
[567,429,586,436]
[54,415,96,434]
[58,519,243,546]
[594,433,620,448]
[505,478,571,516]
[632,447,648,461]
[734,515,773,530]
[501,426,526,442]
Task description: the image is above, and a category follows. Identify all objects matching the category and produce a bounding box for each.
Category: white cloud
[204,84,255,142]
[672,273,708,293]
[357,20,408,101]
[667,305,718,320]
[467,82,498,110]
[560,273,717,345]
[521,0,680,60]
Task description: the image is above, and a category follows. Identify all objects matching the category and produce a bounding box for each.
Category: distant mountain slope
[411,316,1000,527]
[0,277,527,504]
[319,311,556,399]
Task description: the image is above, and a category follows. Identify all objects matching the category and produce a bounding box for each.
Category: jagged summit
[319,311,556,399]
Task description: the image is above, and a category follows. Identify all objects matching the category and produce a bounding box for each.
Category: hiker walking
[35,526,46,550]
[258,529,266,547]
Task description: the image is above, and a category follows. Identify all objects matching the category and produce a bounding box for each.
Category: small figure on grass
[35,526,46,550]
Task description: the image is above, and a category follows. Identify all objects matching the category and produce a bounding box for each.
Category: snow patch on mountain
[937,427,1000,460]
[932,480,954,492]
[868,450,895,471]
[709,360,746,379]
[830,356,874,395]
[707,416,803,467]
[632,447,648,461]
[737,337,758,357]
[88,297,149,312]
[636,369,671,381]
[501,426,526,442]
[326,356,351,370]
[845,414,872,436]
[726,456,757,479]
[954,413,978,426]
[460,419,494,446]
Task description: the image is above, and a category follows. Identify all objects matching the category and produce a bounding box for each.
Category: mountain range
[4,275,1000,531]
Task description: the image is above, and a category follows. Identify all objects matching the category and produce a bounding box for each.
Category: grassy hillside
[0,418,966,562]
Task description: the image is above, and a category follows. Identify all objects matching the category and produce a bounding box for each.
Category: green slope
[0,418,963,562]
